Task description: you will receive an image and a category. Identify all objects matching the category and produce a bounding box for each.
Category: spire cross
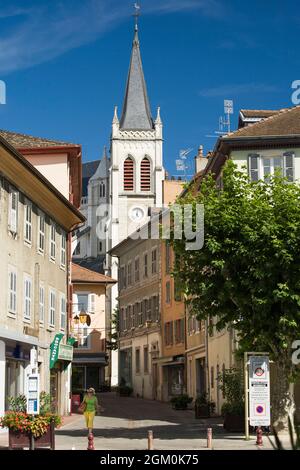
[133,2,141,31]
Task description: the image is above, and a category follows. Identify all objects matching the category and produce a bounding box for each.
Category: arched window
[102,183,105,198]
[141,157,151,191]
[124,157,134,191]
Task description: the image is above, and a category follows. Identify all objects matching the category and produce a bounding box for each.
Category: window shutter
[9,189,18,233]
[248,154,260,182]
[283,152,295,182]
[124,157,134,191]
[141,157,151,191]
[89,294,96,313]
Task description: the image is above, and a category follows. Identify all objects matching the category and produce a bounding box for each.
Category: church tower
[107,19,165,386]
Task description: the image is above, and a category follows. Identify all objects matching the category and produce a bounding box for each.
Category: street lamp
[73,315,80,325]
[79,310,87,324]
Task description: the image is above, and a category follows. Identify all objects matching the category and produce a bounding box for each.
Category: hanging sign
[49,333,64,369]
[249,355,270,427]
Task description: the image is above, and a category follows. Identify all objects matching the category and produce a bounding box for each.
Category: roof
[239,109,281,119]
[227,105,300,138]
[71,262,116,284]
[73,256,106,274]
[119,29,154,130]
[82,160,101,197]
[0,129,78,149]
[0,134,85,231]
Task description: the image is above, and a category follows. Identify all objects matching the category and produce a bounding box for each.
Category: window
[124,157,134,191]
[99,182,106,198]
[249,153,295,182]
[61,232,66,268]
[78,326,89,348]
[8,187,18,234]
[38,214,45,253]
[135,257,140,282]
[98,241,102,253]
[174,278,182,302]
[166,281,171,304]
[127,262,132,286]
[135,348,140,374]
[138,302,143,326]
[144,347,149,374]
[60,294,66,330]
[49,289,56,327]
[144,254,148,278]
[152,296,159,322]
[248,154,259,182]
[140,157,151,191]
[77,293,88,312]
[50,223,56,260]
[151,249,157,275]
[164,321,173,346]
[165,243,171,274]
[211,366,214,389]
[24,201,32,244]
[175,319,184,344]
[23,275,32,320]
[39,285,45,324]
[8,268,17,315]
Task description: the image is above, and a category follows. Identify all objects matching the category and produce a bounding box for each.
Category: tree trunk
[271,363,295,433]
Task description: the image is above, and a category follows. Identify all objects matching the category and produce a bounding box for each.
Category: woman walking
[81,387,99,435]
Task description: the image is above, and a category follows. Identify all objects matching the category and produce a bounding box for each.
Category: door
[152,364,158,400]
[50,369,59,413]
[86,367,100,391]
[196,358,206,397]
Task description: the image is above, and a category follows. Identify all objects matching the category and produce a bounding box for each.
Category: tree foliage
[172,160,300,379]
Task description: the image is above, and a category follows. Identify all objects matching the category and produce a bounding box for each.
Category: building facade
[0,135,84,418]
[71,263,115,395]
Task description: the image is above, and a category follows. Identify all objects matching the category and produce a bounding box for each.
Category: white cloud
[198,83,281,98]
[0,0,221,75]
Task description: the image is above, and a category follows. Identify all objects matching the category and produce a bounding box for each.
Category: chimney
[195,145,208,173]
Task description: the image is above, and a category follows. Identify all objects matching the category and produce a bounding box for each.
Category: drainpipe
[205,319,210,400]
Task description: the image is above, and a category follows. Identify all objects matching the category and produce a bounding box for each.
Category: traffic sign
[249,356,270,427]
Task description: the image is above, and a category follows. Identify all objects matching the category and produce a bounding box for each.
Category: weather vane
[133,2,141,31]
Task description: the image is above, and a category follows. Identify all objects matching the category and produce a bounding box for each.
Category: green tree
[171,160,300,429]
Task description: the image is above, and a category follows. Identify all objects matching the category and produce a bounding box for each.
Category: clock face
[130,206,145,222]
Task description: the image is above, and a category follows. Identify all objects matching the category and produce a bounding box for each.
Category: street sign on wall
[249,355,270,427]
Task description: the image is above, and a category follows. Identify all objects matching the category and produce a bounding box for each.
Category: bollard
[87,433,95,450]
[256,427,263,446]
[207,427,212,449]
[148,430,154,450]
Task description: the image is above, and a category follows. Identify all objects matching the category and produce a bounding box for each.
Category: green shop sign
[49,333,64,369]
[58,344,73,362]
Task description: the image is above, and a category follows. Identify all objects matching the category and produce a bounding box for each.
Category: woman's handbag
[78,401,86,413]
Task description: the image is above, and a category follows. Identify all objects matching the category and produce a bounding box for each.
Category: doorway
[195,358,206,397]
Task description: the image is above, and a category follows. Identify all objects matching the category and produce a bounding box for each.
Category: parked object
[170,394,193,410]
[207,427,213,449]
[218,368,245,432]
[195,394,215,419]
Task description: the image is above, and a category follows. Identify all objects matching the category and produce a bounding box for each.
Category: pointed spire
[155,107,162,125]
[102,145,108,159]
[119,14,154,131]
[113,106,119,124]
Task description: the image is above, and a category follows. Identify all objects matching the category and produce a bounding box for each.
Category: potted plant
[195,393,216,418]
[170,394,193,410]
[0,393,62,450]
[218,367,245,432]
[118,377,133,397]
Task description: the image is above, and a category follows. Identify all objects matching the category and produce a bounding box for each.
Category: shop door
[50,370,59,413]
[86,367,100,391]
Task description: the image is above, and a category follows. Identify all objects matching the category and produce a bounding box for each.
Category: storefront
[49,335,74,415]
[158,355,185,401]
[72,352,108,396]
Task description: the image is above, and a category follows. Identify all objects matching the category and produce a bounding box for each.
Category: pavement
[0,393,293,450]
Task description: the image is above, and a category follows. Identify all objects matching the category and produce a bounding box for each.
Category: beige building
[71,263,116,396]
[110,234,161,400]
[191,106,300,419]
[0,134,84,418]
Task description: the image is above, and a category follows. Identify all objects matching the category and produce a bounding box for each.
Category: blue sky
[0,0,298,177]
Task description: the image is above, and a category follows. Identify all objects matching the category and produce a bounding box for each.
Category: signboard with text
[26,373,40,415]
[249,355,270,427]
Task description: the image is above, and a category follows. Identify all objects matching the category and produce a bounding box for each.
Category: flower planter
[195,404,210,419]
[8,421,55,450]
[223,414,245,432]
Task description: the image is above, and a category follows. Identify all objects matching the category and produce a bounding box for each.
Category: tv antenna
[175,148,194,181]
[206,99,234,138]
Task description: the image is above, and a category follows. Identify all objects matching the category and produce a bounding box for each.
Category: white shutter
[89,294,96,313]
[9,189,18,233]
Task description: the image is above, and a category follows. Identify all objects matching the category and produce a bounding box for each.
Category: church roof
[119,29,154,130]
[90,147,109,181]
[82,159,101,197]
